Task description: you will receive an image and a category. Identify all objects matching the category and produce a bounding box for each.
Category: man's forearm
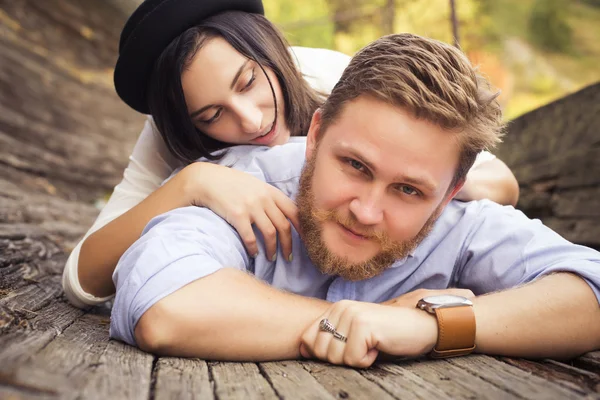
[473,273,600,359]
[134,268,330,360]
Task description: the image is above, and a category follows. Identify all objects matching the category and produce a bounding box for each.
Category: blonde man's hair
[319,33,504,187]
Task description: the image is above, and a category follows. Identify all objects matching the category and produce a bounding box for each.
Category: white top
[62,46,496,308]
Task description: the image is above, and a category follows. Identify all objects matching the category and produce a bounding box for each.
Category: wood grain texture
[449,355,585,399]
[258,361,333,399]
[360,361,452,399]
[495,82,600,249]
[499,358,600,395]
[153,358,214,400]
[300,361,393,399]
[383,358,514,400]
[209,362,278,400]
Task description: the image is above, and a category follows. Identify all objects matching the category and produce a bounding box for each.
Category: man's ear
[442,179,466,207]
[306,108,322,160]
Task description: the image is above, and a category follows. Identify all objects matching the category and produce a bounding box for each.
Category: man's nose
[348,190,384,226]
[234,99,262,134]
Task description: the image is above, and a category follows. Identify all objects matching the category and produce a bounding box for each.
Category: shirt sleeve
[289,46,351,95]
[471,150,496,170]
[62,116,181,308]
[454,201,600,303]
[109,206,250,346]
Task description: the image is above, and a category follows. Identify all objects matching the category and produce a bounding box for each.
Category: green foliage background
[263,0,600,120]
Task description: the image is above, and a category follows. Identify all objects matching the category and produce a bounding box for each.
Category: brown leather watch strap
[430,305,476,359]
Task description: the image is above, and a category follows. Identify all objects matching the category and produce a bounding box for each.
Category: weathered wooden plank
[384,358,516,399]
[0,0,145,205]
[209,362,278,400]
[3,313,113,398]
[0,301,83,368]
[575,352,600,374]
[360,362,451,399]
[0,384,57,400]
[300,361,393,399]
[0,275,62,313]
[259,361,334,399]
[153,357,214,400]
[449,355,585,399]
[77,339,153,400]
[499,358,600,394]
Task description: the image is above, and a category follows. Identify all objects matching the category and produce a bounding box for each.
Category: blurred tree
[326,0,382,54]
[382,0,396,35]
[580,0,600,7]
[263,0,335,49]
[529,0,573,52]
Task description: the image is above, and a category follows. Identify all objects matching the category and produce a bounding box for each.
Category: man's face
[297,96,464,281]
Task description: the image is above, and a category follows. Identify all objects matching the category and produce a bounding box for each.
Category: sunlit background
[264,0,600,120]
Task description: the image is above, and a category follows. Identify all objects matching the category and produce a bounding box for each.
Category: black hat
[114,0,265,114]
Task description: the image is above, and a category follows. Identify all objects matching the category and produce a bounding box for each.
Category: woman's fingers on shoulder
[230,219,258,257]
[264,204,293,261]
[270,190,300,230]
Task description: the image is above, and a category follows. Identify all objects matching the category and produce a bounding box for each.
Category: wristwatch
[416,295,476,358]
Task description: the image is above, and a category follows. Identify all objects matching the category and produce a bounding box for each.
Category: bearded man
[110,34,600,367]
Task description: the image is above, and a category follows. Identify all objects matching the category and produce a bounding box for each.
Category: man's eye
[398,185,418,196]
[348,159,365,171]
[201,108,222,124]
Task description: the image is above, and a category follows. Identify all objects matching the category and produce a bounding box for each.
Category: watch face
[423,295,472,307]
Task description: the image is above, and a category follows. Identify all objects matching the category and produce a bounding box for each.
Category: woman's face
[181,37,290,147]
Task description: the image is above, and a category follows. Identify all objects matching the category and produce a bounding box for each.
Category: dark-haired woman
[63,1,519,309]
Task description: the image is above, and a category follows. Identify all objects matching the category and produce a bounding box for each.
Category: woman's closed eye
[241,67,256,92]
[201,108,223,125]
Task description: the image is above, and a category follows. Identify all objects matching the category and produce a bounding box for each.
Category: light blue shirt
[110,140,600,346]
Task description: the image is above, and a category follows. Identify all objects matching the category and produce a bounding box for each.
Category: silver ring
[319,319,348,343]
[319,318,336,334]
[333,331,348,343]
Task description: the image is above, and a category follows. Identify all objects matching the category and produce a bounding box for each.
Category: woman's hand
[299,300,437,368]
[181,162,299,261]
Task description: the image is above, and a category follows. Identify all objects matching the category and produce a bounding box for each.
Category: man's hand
[299,300,438,368]
[382,288,475,308]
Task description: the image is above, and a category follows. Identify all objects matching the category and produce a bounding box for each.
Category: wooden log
[496,83,600,248]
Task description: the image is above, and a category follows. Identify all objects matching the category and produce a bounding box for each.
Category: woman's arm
[77,165,196,298]
[77,161,300,300]
[455,156,520,206]
[63,117,179,307]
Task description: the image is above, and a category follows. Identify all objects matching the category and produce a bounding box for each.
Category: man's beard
[296,155,440,281]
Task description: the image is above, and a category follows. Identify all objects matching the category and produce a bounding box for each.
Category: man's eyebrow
[342,146,437,193]
[189,60,251,119]
[395,173,437,193]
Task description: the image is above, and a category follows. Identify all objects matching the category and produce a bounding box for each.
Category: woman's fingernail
[252,252,259,258]
[288,253,293,262]
[272,254,277,262]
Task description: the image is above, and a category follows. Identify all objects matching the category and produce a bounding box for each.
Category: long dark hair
[147,11,323,163]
